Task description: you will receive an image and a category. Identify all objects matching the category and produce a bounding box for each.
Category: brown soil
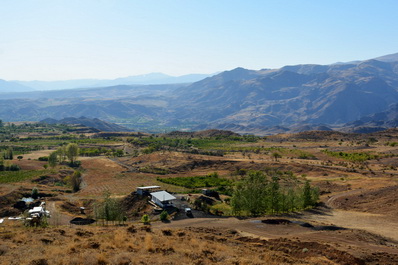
[2,224,396,265]
[328,185,398,216]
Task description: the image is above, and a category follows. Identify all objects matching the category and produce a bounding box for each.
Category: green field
[0,170,49,183]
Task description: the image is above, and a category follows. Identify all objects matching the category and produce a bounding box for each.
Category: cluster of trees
[0,157,20,171]
[45,143,80,168]
[2,147,13,160]
[94,192,126,225]
[322,149,378,163]
[79,147,124,157]
[231,171,319,216]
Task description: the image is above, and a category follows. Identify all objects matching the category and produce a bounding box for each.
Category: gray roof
[150,191,176,202]
[137,186,161,190]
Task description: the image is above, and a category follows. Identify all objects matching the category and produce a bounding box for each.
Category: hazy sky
[1,0,397,81]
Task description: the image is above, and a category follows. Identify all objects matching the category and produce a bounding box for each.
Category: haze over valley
[1,53,398,134]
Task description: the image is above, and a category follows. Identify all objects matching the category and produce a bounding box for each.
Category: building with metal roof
[150,191,176,208]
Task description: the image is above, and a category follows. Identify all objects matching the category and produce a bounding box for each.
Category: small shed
[136,186,161,196]
[150,191,176,208]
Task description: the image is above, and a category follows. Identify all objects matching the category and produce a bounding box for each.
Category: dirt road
[46,201,72,226]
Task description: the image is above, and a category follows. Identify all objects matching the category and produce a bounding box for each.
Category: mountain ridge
[1,52,398,135]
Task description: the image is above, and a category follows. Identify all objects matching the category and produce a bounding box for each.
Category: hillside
[1,53,398,134]
[41,117,131,132]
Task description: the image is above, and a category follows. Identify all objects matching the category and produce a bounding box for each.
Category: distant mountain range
[4,72,215,91]
[0,79,35,92]
[1,52,398,135]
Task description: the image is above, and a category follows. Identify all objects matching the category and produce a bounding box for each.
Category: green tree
[268,176,280,214]
[66,143,79,165]
[48,151,58,168]
[302,180,314,209]
[56,145,67,163]
[3,147,13,160]
[231,171,269,216]
[70,170,82,192]
[160,211,169,222]
[94,192,125,225]
[271,152,281,161]
[32,187,39,199]
[141,214,151,225]
[0,157,3,171]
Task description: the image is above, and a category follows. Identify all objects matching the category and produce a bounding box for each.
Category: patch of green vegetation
[385,141,398,147]
[157,172,232,189]
[231,171,319,216]
[322,149,379,162]
[0,170,48,183]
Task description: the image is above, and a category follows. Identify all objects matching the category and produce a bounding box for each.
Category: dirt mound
[346,229,398,246]
[315,181,351,195]
[330,186,398,216]
[70,217,95,225]
[0,188,28,217]
[121,192,152,218]
[60,201,82,215]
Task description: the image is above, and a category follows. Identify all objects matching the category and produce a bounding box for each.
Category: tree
[268,176,280,214]
[66,143,79,165]
[0,119,3,127]
[141,214,151,225]
[3,147,13,160]
[56,146,67,163]
[48,151,58,168]
[160,211,169,222]
[231,170,319,216]
[271,152,281,161]
[70,170,82,192]
[231,171,269,216]
[94,192,125,225]
[17,156,23,161]
[32,187,39,199]
[302,180,319,208]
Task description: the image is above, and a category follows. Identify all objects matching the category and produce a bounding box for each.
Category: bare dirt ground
[2,131,398,264]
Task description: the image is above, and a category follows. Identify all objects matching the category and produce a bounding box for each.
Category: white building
[136,186,161,196]
[150,191,176,208]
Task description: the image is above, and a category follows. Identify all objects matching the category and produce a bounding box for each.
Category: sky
[1,0,398,81]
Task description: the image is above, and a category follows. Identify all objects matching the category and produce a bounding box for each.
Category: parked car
[185,207,193,217]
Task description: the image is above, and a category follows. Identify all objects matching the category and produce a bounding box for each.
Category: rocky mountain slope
[1,53,398,134]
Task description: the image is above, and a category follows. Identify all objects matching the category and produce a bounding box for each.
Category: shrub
[141,214,150,225]
[32,187,39,199]
[70,170,82,192]
[159,211,169,222]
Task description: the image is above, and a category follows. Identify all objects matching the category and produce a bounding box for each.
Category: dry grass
[0,224,375,265]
